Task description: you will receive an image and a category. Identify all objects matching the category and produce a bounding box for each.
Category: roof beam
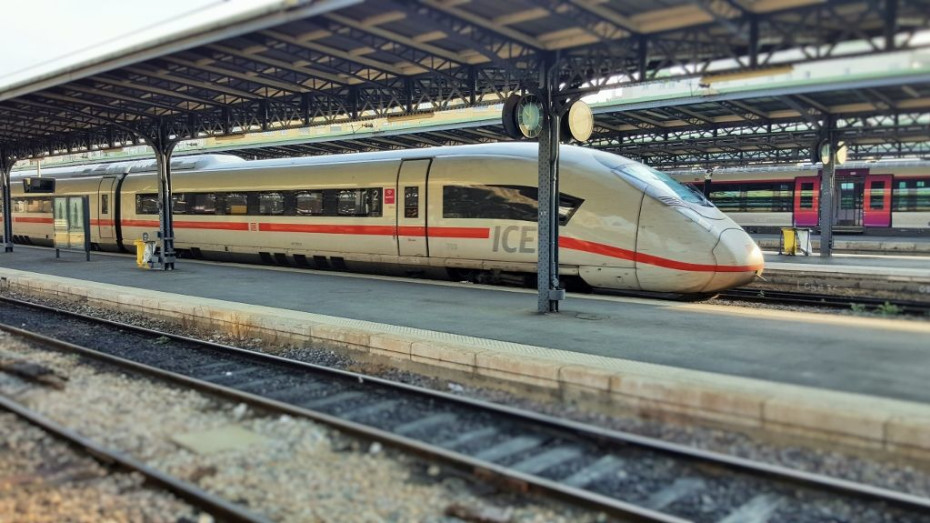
[124,66,262,101]
[261,29,409,76]
[324,12,474,65]
[419,0,544,49]
[35,92,154,119]
[207,43,352,85]
[91,75,220,107]
[63,83,187,113]
[159,55,311,94]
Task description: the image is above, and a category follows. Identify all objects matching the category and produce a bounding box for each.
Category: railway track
[2,296,929,522]
[719,288,930,315]
[0,395,268,523]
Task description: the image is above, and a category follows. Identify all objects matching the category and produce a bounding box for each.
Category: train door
[793,176,819,226]
[835,179,864,228]
[96,177,117,239]
[863,174,892,227]
[396,159,431,257]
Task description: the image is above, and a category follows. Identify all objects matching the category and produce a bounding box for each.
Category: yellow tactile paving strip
[2,267,929,459]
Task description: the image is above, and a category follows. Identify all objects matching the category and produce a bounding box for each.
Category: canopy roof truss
[2,0,930,163]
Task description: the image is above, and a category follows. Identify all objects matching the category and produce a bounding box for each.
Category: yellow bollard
[134,239,147,268]
[780,227,797,255]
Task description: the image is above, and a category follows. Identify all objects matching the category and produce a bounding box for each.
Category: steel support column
[148,128,179,270]
[1,153,13,253]
[536,56,564,313]
[820,135,837,258]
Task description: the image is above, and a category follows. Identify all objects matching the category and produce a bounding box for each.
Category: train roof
[667,158,930,176]
[11,143,641,180]
[11,154,245,179]
[207,142,612,171]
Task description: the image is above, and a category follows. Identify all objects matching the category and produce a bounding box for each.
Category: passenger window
[136,194,159,215]
[799,183,814,209]
[193,193,216,214]
[172,194,189,214]
[101,194,109,215]
[296,191,323,215]
[869,181,884,210]
[260,192,285,215]
[404,186,418,218]
[225,193,248,215]
[367,188,382,217]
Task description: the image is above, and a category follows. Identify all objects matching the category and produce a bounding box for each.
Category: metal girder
[63,82,188,114]
[2,0,930,167]
[124,65,263,102]
[158,55,313,95]
[90,75,221,108]
[205,43,348,88]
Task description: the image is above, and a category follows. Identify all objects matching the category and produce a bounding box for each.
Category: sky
[0,0,280,89]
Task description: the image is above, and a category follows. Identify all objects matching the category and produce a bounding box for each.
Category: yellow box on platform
[781,227,798,255]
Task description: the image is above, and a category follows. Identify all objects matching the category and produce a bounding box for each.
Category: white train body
[5,144,763,296]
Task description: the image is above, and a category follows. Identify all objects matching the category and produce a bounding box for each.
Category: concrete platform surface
[752,233,930,256]
[2,246,930,457]
[762,251,930,277]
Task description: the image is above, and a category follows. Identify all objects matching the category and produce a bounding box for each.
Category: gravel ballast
[0,330,601,522]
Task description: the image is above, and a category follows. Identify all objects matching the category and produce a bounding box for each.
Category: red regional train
[4,143,764,297]
[671,161,930,234]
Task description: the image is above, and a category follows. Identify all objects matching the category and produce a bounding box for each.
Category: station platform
[752,233,930,256]
[754,243,930,299]
[1,246,929,458]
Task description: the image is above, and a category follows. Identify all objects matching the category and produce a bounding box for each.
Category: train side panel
[121,161,402,264]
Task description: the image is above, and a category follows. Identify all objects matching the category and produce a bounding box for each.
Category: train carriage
[5,144,765,297]
[671,162,930,234]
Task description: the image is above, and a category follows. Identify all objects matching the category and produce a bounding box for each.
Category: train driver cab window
[101,195,109,215]
[225,193,248,215]
[296,191,323,215]
[404,187,419,218]
[869,181,885,210]
[799,182,815,209]
[260,192,285,215]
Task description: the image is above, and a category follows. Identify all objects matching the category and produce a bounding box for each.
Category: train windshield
[592,150,711,206]
[617,163,712,206]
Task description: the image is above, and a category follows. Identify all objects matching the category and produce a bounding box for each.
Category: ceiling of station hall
[1,0,929,166]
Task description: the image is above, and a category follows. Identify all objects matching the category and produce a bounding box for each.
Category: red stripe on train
[115,219,756,272]
[13,217,54,224]
[560,237,762,273]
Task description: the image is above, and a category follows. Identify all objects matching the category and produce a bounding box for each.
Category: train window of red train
[799,183,815,209]
[101,195,109,215]
[869,181,885,210]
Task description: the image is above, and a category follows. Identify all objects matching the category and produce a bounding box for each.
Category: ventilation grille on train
[656,196,685,207]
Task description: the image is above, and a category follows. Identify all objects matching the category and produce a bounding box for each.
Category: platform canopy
[2,0,930,164]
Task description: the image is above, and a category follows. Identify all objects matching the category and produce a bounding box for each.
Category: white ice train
[4,143,764,297]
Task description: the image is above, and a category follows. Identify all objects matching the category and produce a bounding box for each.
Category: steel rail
[0,394,269,523]
[2,295,930,521]
[720,288,930,314]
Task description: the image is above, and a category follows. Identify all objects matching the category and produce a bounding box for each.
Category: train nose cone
[705,228,765,292]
